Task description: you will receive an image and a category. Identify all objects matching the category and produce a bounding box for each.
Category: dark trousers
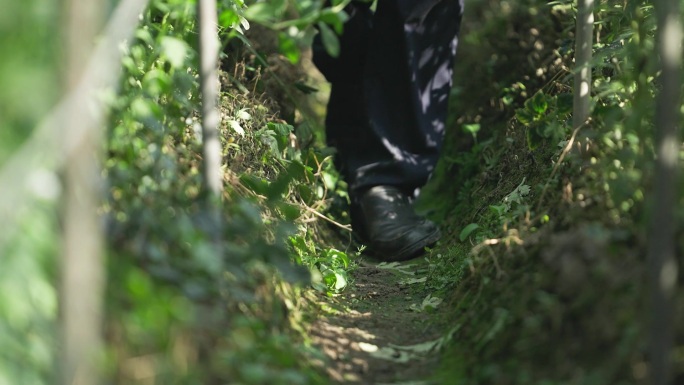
[313,0,463,199]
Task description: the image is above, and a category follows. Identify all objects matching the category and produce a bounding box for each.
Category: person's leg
[312,2,382,191]
[312,2,388,240]
[312,0,463,260]
[357,0,463,195]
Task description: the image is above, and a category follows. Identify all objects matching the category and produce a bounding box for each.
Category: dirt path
[310,258,450,384]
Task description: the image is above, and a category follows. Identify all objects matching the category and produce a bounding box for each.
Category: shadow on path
[310,258,451,384]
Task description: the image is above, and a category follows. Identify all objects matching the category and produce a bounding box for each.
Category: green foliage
[237,0,349,63]
[427,0,684,383]
[99,0,363,382]
[0,0,61,383]
[290,235,353,295]
[316,21,340,57]
[0,0,60,164]
[8,0,681,383]
[515,92,573,149]
[458,223,480,242]
[0,203,58,385]
[0,0,353,383]
[462,123,481,142]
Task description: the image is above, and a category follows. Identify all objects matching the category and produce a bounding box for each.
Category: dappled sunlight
[5,0,684,384]
[310,311,379,382]
[309,260,450,384]
[659,134,679,168]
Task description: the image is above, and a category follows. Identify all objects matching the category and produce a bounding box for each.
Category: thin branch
[299,203,352,232]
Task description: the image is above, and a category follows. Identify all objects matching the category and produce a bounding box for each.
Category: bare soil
[309,258,448,385]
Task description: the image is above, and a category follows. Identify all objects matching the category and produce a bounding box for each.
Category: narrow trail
[310,258,450,384]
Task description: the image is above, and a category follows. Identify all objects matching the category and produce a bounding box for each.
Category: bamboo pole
[59,0,150,383]
[198,0,223,198]
[198,0,224,250]
[61,0,105,383]
[572,0,594,129]
[648,0,681,381]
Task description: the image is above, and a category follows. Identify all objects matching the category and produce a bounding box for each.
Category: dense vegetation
[1,0,682,384]
[427,0,684,383]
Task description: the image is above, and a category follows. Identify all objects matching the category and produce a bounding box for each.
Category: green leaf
[321,171,338,190]
[294,81,319,94]
[243,2,275,24]
[141,69,171,97]
[267,171,294,200]
[318,9,348,34]
[317,22,340,58]
[135,28,154,46]
[463,123,480,138]
[130,97,163,123]
[239,174,270,196]
[219,9,240,29]
[270,0,287,17]
[333,271,348,291]
[526,126,544,150]
[267,122,293,136]
[289,235,311,257]
[542,121,565,143]
[325,248,350,268]
[489,204,507,216]
[256,129,280,157]
[160,37,189,68]
[296,183,315,204]
[459,223,480,242]
[267,161,305,200]
[276,201,301,221]
[235,108,251,121]
[266,122,294,151]
[529,92,549,114]
[515,108,535,125]
[286,160,308,180]
[409,294,443,312]
[228,120,246,136]
[555,93,573,115]
[278,32,301,64]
